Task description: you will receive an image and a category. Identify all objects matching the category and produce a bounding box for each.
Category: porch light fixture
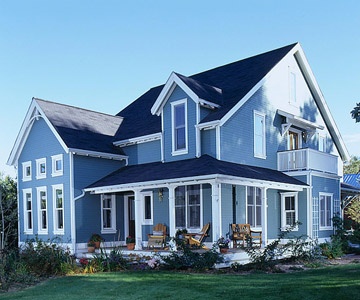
[158,188,164,201]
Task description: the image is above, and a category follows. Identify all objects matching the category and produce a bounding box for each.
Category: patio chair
[147,223,167,249]
[231,223,262,248]
[184,223,210,249]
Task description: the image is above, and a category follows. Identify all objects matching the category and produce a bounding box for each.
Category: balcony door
[287,129,302,169]
[288,130,301,150]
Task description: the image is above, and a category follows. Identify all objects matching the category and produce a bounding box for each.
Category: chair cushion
[153,230,163,236]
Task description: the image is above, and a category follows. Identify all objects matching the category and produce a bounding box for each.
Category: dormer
[151,72,221,161]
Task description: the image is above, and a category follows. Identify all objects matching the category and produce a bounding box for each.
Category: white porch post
[211,182,221,242]
[168,185,176,237]
[262,188,268,247]
[133,189,143,250]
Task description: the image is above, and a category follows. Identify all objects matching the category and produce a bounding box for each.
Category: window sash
[320,193,333,229]
[247,187,262,228]
[23,190,33,232]
[37,188,47,233]
[254,112,266,158]
[101,194,116,232]
[175,185,201,229]
[53,186,64,232]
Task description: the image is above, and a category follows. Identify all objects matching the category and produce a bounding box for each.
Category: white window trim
[101,194,116,234]
[51,154,63,177]
[280,192,299,231]
[142,191,153,225]
[319,192,333,230]
[253,111,266,159]
[22,161,32,182]
[246,186,262,231]
[52,184,64,235]
[36,158,46,180]
[37,186,48,235]
[171,99,188,156]
[175,185,203,231]
[23,188,33,234]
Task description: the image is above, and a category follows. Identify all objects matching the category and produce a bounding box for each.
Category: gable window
[36,158,46,179]
[319,134,326,152]
[247,186,262,228]
[101,194,116,233]
[254,111,266,159]
[289,71,297,104]
[143,192,153,225]
[171,99,188,155]
[51,154,63,177]
[281,192,298,230]
[22,161,32,182]
[23,189,33,234]
[53,185,64,234]
[320,193,333,230]
[37,187,48,234]
[175,185,201,229]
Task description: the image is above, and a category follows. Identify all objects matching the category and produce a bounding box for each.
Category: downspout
[69,152,76,254]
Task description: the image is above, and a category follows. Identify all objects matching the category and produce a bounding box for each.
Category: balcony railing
[277,148,338,174]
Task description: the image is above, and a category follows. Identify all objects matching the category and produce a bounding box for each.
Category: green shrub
[20,236,76,276]
[319,237,344,259]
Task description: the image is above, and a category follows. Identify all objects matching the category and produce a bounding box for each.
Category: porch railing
[277,148,338,174]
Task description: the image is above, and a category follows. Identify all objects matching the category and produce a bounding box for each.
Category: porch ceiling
[85,155,307,194]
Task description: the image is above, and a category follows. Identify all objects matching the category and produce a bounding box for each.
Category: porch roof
[85,155,307,193]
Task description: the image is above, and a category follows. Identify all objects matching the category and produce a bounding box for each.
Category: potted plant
[217,236,231,253]
[87,241,96,253]
[89,233,104,249]
[126,236,135,250]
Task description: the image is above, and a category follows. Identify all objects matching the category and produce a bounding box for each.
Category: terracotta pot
[220,248,228,254]
[93,241,101,249]
[127,243,135,250]
[88,246,95,253]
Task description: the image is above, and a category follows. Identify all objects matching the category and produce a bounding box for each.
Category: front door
[128,196,135,239]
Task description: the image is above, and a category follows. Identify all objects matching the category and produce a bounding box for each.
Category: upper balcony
[277,148,338,175]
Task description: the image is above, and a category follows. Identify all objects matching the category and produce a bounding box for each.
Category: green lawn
[2,264,360,300]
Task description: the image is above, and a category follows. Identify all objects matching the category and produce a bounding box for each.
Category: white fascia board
[292,45,350,161]
[277,109,324,131]
[113,132,161,147]
[7,99,69,166]
[84,173,306,194]
[196,120,220,130]
[69,148,128,161]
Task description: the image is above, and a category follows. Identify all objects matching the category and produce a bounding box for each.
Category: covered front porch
[83,155,307,253]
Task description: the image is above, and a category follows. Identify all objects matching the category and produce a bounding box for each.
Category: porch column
[133,189,143,250]
[168,185,176,237]
[211,182,221,242]
[261,188,268,247]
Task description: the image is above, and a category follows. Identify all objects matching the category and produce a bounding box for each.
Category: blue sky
[1,0,359,177]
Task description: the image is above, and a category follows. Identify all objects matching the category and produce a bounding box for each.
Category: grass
[1,264,360,300]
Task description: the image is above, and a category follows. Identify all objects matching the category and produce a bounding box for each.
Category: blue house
[8,43,349,254]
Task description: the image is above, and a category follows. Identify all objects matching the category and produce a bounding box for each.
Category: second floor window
[172,100,187,155]
[254,111,266,158]
[36,158,46,179]
[22,161,31,182]
[52,154,63,177]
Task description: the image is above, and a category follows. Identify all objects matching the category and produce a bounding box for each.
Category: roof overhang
[151,72,220,116]
[113,132,161,147]
[69,148,128,161]
[84,173,306,194]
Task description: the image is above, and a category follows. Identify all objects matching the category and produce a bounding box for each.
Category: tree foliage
[347,200,360,224]
[0,174,18,251]
[343,156,360,174]
[351,103,360,123]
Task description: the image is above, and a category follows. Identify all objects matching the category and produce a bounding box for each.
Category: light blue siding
[201,128,216,157]
[123,140,161,165]
[18,118,70,243]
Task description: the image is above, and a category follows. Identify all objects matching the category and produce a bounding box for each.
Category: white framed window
[253,111,266,159]
[23,188,33,234]
[52,184,64,234]
[281,192,298,231]
[142,192,153,225]
[101,194,116,233]
[320,192,333,230]
[175,185,201,230]
[22,161,32,182]
[318,134,326,152]
[51,154,63,177]
[37,186,48,234]
[289,71,297,104]
[36,158,46,179]
[246,186,262,229]
[171,99,188,155]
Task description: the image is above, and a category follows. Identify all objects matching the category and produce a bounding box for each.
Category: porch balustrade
[277,148,338,174]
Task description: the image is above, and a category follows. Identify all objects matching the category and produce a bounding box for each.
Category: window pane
[175,206,185,227]
[42,211,47,229]
[26,166,31,176]
[256,208,262,227]
[247,206,254,227]
[286,212,295,226]
[175,104,185,127]
[247,187,254,204]
[144,196,151,220]
[27,212,32,229]
[40,163,46,174]
[103,210,111,228]
[57,210,63,229]
[176,127,186,149]
[188,206,200,227]
[256,188,262,205]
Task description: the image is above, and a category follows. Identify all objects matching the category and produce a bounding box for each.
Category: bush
[319,237,344,259]
[20,237,76,276]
